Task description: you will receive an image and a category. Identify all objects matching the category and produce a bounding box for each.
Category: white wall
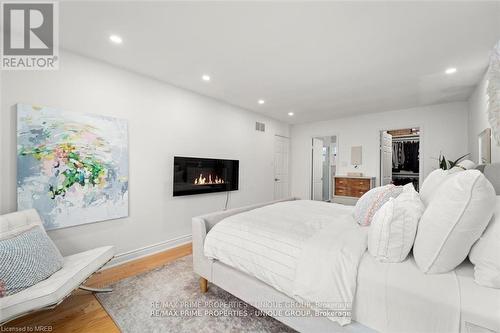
[290,102,469,199]
[0,51,289,257]
[468,73,500,163]
[0,71,3,212]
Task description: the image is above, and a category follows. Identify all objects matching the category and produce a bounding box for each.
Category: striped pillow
[0,225,63,297]
[354,184,403,226]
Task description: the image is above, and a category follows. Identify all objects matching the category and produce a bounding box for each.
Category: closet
[380,128,420,190]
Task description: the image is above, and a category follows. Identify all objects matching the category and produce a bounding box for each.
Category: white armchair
[0,209,114,324]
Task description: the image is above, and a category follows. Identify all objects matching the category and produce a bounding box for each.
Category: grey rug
[96,255,296,333]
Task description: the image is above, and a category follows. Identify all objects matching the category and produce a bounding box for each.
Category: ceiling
[60,1,500,124]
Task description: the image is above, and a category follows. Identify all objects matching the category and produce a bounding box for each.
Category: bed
[192,164,500,333]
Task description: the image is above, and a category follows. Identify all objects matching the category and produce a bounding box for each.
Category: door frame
[380,131,393,186]
[379,125,424,188]
[310,134,339,200]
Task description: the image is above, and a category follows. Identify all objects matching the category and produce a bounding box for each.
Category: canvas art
[17,104,129,230]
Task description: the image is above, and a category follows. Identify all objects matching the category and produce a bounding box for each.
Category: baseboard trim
[87,240,192,287]
[104,233,192,269]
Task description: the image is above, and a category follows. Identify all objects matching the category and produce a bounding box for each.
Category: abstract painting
[17,104,129,230]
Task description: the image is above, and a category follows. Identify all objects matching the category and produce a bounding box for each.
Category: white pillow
[414,170,496,274]
[469,196,500,288]
[368,184,425,263]
[419,169,448,206]
[456,159,476,170]
[419,160,476,206]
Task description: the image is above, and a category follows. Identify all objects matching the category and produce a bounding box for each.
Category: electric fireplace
[173,156,239,196]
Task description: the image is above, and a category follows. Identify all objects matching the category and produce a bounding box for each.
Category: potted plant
[438,153,470,170]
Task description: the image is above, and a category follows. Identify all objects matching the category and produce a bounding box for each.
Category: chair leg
[79,285,113,293]
[199,277,208,293]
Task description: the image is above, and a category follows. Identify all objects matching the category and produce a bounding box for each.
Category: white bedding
[354,254,500,333]
[203,200,467,331]
[204,200,366,325]
[293,216,368,326]
[354,253,460,333]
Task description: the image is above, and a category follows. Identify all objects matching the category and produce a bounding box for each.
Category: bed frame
[192,197,374,333]
[192,164,500,333]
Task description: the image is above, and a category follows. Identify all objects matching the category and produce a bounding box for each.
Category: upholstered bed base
[192,197,374,333]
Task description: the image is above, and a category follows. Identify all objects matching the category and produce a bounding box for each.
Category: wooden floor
[3,243,192,333]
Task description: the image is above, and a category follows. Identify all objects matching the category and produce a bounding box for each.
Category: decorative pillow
[0,225,64,297]
[414,170,496,274]
[469,196,500,288]
[419,160,476,206]
[354,184,403,226]
[419,169,448,206]
[457,160,476,170]
[368,183,425,263]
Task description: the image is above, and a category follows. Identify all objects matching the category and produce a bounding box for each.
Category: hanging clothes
[392,140,419,173]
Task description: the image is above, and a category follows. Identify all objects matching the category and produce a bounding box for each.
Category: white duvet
[203,200,367,325]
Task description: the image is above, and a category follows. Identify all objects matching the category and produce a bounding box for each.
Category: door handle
[275,178,280,181]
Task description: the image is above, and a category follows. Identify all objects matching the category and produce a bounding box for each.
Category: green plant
[438,153,470,170]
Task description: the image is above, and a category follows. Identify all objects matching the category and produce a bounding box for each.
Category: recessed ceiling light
[109,35,123,44]
[445,67,457,74]
[288,112,294,116]
[202,75,210,81]
[258,99,265,105]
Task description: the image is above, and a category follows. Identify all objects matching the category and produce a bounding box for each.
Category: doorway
[311,136,337,201]
[380,128,421,190]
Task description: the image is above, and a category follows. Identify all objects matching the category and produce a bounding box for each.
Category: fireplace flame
[194,173,225,185]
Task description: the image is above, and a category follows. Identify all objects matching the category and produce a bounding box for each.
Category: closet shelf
[393,173,420,177]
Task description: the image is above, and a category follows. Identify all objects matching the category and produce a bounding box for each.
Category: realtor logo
[1,2,59,70]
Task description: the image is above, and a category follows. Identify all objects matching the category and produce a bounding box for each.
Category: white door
[380,131,393,186]
[274,136,290,200]
[312,138,323,200]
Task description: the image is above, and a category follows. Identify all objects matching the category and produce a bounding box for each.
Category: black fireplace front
[173,156,239,196]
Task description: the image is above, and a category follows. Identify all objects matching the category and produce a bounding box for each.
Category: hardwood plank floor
[3,243,192,333]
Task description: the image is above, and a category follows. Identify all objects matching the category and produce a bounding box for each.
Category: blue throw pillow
[0,225,64,297]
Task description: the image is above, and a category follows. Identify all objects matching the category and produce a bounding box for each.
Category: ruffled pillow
[354,184,403,226]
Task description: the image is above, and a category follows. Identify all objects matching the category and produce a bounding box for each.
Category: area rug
[96,255,296,333]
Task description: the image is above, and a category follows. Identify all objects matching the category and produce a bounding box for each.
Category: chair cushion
[0,209,43,238]
[0,246,114,323]
[0,225,64,297]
